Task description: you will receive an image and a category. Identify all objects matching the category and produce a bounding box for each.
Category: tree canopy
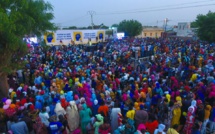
[191,11,215,43]
[118,20,142,37]
[0,0,55,98]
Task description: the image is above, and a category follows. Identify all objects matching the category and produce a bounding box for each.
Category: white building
[177,22,195,37]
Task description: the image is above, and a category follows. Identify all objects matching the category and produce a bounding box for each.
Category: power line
[97,0,215,15]
[97,3,215,15]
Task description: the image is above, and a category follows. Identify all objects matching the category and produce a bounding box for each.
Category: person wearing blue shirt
[49,115,64,134]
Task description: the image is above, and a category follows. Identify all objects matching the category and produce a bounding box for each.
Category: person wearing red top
[145,115,159,134]
[98,100,109,117]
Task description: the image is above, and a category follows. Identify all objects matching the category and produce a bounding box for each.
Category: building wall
[137,28,164,38]
[142,30,163,38]
[177,22,193,37]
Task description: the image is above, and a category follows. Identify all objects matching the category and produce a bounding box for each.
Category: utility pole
[164,18,168,32]
[88,11,96,29]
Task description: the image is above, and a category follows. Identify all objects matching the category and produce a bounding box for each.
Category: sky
[46,0,215,28]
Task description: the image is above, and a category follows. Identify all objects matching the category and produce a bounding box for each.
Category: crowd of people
[0,37,215,134]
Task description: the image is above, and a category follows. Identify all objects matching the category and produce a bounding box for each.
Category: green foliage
[192,11,215,43]
[0,0,55,74]
[105,30,113,36]
[63,26,77,30]
[118,20,142,37]
[111,24,119,28]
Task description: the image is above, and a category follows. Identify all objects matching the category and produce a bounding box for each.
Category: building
[137,27,164,38]
[177,22,193,37]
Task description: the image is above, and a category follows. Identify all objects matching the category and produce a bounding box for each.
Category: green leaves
[0,0,55,74]
[118,19,142,37]
[192,11,215,43]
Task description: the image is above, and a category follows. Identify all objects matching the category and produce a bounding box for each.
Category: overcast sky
[46,0,215,28]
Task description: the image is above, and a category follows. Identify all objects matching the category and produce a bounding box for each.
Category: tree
[191,11,215,43]
[111,24,119,28]
[0,0,55,99]
[118,20,142,37]
[62,26,77,30]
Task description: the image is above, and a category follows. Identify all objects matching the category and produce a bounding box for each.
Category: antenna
[87,11,96,29]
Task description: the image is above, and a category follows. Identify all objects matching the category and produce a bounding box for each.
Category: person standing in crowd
[39,107,50,128]
[11,116,29,134]
[98,100,109,117]
[21,111,34,134]
[134,104,148,128]
[49,115,64,134]
[154,124,166,134]
[99,118,111,134]
[33,116,48,134]
[110,103,121,133]
[79,103,92,134]
[66,101,79,132]
[93,114,104,134]
[167,124,179,134]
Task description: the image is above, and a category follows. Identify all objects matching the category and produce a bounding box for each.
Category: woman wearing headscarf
[201,104,211,134]
[59,114,69,134]
[125,118,135,134]
[54,103,66,119]
[92,100,100,116]
[39,107,50,127]
[134,104,148,128]
[154,124,166,134]
[171,96,182,126]
[167,124,179,134]
[145,114,159,134]
[33,116,48,134]
[99,118,111,134]
[93,114,104,134]
[183,100,197,134]
[66,101,79,132]
[79,103,92,134]
[110,103,121,133]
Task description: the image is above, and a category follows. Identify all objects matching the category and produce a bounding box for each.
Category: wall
[177,22,193,37]
[136,28,164,38]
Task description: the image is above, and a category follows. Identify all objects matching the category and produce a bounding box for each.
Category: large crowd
[0,37,215,134]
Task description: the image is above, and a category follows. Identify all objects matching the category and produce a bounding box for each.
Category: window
[144,33,147,36]
[155,33,157,37]
[150,33,152,36]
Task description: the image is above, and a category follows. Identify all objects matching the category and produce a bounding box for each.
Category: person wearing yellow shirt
[126,105,135,120]
[201,105,212,134]
[167,124,179,134]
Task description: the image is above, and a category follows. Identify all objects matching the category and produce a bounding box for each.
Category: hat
[96,114,104,121]
[158,124,165,132]
[140,104,144,110]
[74,95,79,100]
[197,100,203,105]
[2,97,7,103]
[29,104,35,111]
[6,99,12,105]
[3,105,10,110]
[137,124,146,131]
[40,90,45,95]
[94,100,98,105]
[9,88,13,93]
